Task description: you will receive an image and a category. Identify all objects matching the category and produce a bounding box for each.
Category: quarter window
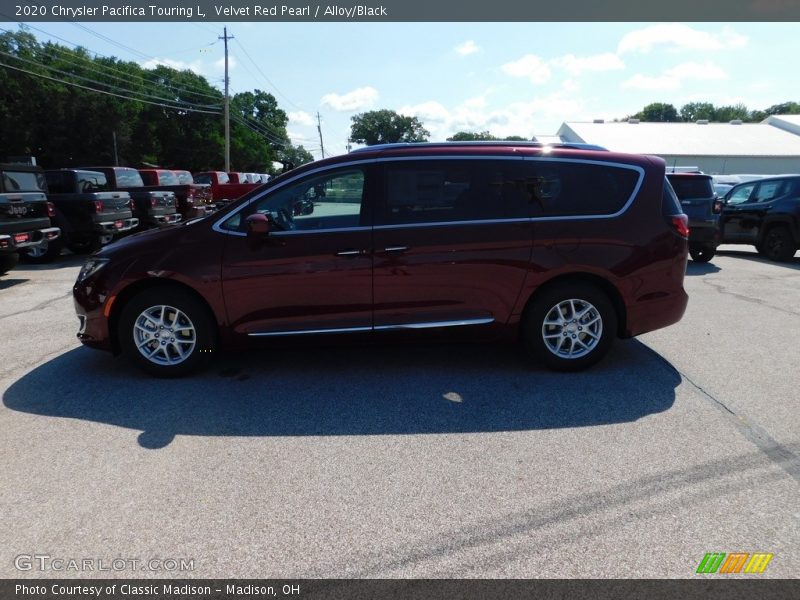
[525,161,639,216]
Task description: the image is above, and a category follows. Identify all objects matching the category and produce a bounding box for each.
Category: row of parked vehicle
[665,170,800,263]
[0,162,267,272]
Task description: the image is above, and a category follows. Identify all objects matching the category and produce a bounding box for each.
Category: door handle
[383,246,409,253]
[335,249,366,257]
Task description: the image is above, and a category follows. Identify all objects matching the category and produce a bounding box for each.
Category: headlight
[77,258,110,282]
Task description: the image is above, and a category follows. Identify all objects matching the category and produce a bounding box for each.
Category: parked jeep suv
[73,143,689,376]
[666,172,721,263]
[721,175,800,261]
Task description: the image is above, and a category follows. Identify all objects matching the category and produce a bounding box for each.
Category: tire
[66,235,101,255]
[761,226,796,262]
[523,282,617,371]
[19,237,63,264]
[118,287,216,377]
[0,252,19,275]
[689,246,716,263]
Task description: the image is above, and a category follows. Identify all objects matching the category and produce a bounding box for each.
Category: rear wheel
[66,235,101,255]
[523,283,617,371]
[0,252,19,275]
[19,237,63,264]
[689,246,715,263]
[761,226,796,262]
[119,288,216,377]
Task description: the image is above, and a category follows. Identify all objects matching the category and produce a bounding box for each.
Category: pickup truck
[193,170,261,205]
[36,169,139,260]
[79,167,181,229]
[138,169,213,220]
[0,163,60,273]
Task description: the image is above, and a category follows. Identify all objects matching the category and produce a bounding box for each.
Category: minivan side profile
[73,143,689,376]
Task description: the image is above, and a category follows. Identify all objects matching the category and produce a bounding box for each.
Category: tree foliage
[0,28,292,173]
[349,109,430,145]
[447,131,529,141]
[628,100,800,124]
[632,102,680,122]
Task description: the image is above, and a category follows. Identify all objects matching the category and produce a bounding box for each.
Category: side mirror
[246,213,271,235]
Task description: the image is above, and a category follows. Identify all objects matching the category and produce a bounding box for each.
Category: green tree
[349,109,429,145]
[279,144,314,169]
[447,130,497,141]
[714,103,750,122]
[632,102,680,122]
[680,102,717,122]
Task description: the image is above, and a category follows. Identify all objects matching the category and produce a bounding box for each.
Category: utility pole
[112,131,119,166]
[316,112,325,159]
[219,27,234,172]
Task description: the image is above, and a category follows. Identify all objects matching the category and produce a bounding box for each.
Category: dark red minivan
[73,143,689,376]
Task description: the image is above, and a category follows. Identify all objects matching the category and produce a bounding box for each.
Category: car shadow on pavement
[0,278,29,290]
[685,261,721,276]
[3,339,680,449]
[716,249,800,271]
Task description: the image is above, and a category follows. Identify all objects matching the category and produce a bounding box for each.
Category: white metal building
[554,118,800,175]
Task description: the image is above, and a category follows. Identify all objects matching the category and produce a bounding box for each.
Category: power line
[231,37,309,113]
[0,23,225,101]
[0,61,221,115]
[0,50,222,110]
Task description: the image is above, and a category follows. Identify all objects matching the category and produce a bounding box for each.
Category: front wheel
[523,283,617,371]
[689,246,716,263]
[119,288,216,377]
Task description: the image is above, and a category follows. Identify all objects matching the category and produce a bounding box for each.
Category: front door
[220,165,374,337]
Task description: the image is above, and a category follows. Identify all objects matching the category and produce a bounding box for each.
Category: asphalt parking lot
[0,245,798,578]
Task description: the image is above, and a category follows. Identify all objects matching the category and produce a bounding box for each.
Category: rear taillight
[93,200,104,213]
[671,214,690,238]
[713,199,723,214]
[47,201,56,218]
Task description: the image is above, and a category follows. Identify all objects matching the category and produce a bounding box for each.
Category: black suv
[721,175,800,261]
[666,172,721,263]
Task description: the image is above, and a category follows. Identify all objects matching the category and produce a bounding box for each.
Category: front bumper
[0,227,61,250]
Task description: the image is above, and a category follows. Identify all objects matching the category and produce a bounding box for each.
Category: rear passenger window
[526,161,640,217]
[753,181,784,203]
[379,161,530,225]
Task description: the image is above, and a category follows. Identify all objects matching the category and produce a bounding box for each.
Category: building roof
[557,120,800,157]
[764,114,800,137]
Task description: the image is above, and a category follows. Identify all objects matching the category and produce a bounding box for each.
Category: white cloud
[501,54,551,84]
[140,58,204,74]
[551,52,625,75]
[618,24,748,54]
[455,40,481,56]
[320,86,379,111]
[622,61,727,90]
[288,111,314,126]
[213,55,237,71]
[399,92,583,140]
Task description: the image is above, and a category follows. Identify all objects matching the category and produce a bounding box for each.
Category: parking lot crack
[0,291,73,321]
[701,277,800,318]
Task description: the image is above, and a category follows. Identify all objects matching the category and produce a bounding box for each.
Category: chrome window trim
[247,317,494,337]
[212,155,645,236]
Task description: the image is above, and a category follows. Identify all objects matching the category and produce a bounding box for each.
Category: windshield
[76,171,109,192]
[2,170,46,192]
[156,171,180,185]
[667,176,713,200]
[174,171,193,184]
[115,168,144,187]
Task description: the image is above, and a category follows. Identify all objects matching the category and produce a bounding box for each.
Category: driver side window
[250,168,365,232]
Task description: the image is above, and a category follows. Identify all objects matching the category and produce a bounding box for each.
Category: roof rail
[349,141,608,154]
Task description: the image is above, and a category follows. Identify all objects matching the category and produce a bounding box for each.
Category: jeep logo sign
[7,205,28,216]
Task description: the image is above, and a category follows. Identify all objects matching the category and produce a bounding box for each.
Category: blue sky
[10,21,800,158]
